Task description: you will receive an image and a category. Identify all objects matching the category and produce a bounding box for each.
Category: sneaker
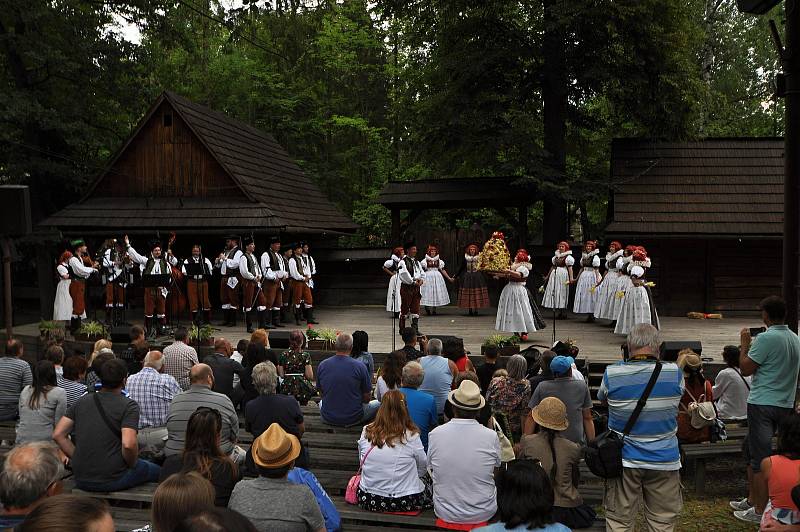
[733,507,762,524]
[729,497,753,511]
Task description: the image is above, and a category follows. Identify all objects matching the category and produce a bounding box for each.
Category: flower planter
[481,345,520,357]
[307,339,334,351]
[74,333,105,343]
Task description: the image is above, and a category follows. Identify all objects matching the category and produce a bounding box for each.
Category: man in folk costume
[300,241,317,322]
[102,238,132,326]
[260,236,288,329]
[397,242,425,335]
[215,236,243,327]
[289,242,318,325]
[281,244,295,325]
[239,237,270,332]
[182,244,213,325]
[124,235,178,338]
[67,238,98,334]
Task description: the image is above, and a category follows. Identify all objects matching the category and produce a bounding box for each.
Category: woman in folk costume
[455,242,490,316]
[610,245,636,327]
[614,246,660,335]
[420,244,454,315]
[542,241,575,318]
[383,245,404,317]
[495,249,538,341]
[572,240,601,322]
[53,250,75,324]
[593,241,624,323]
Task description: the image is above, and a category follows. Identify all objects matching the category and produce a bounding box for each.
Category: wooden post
[391,208,401,244]
[518,205,529,249]
[703,240,713,312]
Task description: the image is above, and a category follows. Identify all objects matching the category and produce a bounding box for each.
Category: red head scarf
[515,249,530,263]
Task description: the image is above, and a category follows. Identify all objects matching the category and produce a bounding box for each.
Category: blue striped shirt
[597,360,684,471]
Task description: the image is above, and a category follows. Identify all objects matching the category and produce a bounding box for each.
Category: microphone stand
[391,273,397,351]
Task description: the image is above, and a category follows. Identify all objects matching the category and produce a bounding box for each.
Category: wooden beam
[704,239,714,312]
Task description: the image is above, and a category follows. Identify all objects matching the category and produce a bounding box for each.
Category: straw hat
[251,423,301,469]
[531,397,569,431]
[677,350,702,372]
[447,380,485,411]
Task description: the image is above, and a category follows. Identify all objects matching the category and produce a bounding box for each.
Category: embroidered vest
[403,256,419,276]
[266,250,281,272]
[554,256,568,267]
[580,254,595,268]
[293,255,305,276]
[225,247,240,271]
[244,253,258,277]
[144,257,168,275]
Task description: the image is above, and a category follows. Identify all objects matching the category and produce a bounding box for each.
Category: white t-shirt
[375,376,397,401]
[231,351,243,388]
[712,367,751,420]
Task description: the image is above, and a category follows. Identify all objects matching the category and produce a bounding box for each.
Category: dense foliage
[0,0,784,243]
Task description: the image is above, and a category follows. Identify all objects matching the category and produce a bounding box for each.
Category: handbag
[494,418,515,463]
[345,445,375,505]
[585,361,662,479]
[684,383,717,429]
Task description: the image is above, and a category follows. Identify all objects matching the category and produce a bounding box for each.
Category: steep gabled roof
[605,138,784,237]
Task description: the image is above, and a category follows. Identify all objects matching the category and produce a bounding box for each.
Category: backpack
[684,382,716,429]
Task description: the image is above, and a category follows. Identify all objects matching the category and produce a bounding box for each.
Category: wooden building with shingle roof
[606,138,783,315]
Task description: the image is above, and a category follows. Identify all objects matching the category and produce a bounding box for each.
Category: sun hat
[251,423,301,469]
[531,397,569,432]
[549,355,574,376]
[447,380,485,411]
[677,350,702,372]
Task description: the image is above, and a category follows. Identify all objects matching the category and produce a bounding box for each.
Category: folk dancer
[397,242,425,335]
[182,244,213,325]
[494,249,538,341]
[383,245,404,318]
[281,245,295,324]
[614,247,660,335]
[455,243,489,316]
[102,239,132,326]
[260,236,289,329]
[610,245,636,328]
[124,235,178,338]
[421,244,453,315]
[67,239,98,334]
[299,241,317,322]
[239,237,269,332]
[593,241,624,324]
[572,240,601,322]
[216,236,243,327]
[53,251,74,326]
[289,242,318,325]
[542,241,575,319]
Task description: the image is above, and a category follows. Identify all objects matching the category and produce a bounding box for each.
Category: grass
[680,496,757,532]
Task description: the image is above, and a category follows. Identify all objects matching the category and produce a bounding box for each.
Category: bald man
[126,350,180,450]
[202,338,249,405]
[164,363,244,463]
[0,443,64,526]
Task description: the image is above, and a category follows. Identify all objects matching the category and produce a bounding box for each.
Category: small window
[163,113,173,127]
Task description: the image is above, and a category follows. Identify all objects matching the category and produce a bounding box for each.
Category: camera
[750,327,766,337]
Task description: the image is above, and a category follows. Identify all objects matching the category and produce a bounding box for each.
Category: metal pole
[1,238,13,338]
[784,0,800,332]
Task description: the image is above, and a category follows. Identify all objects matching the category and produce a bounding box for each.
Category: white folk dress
[53,263,74,321]
[594,250,624,320]
[614,260,659,335]
[573,250,601,314]
[421,255,450,307]
[496,263,537,333]
[384,254,403,313]
[542,250,574,309]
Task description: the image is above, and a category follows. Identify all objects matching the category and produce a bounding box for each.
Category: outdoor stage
[12,305,758,363]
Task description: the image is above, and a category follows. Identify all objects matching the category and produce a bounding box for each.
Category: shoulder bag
[345,445,375,505]
[585,361,662,479]
[93,393,121,439]
[683,382,717,429]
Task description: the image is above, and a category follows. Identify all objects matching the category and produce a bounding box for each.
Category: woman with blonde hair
[90,339,113,364]
[356,390,431,512]
[133,472,215,532]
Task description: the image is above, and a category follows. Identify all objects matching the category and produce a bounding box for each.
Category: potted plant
[306,326,338,351]
[188,324,215,347]
[74,321,107,342]
[38,320,63,341]
[481,334,521,357]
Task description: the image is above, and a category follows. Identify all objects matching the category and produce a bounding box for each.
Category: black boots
[295,308,302,325]
[411,317,421,336]
[246,311,255,333]
[399,316,406,334]
[305,306,318,324]
[70,317,81,336]
[272,309,284,328]
[259,309,275,330]
[144,317,155,339]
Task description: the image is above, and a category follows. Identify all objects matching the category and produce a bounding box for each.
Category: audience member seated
[759,412,800,529]
[517,397,596,529]
[376,350,405,401]
[443,337,475,373]
[473,459,570,532]
[444,372,493,428]
[526,355,594,445]
[245,362,308,470]
[58,355,88,408]
[428,380,500,527]
[597,324,683,532]
[317,333,379,426]
[0,442,64,529]
[175,507,258,532]
[250,328,270,348]
[400,327,424,362]
[16,360,66,444]
[476,346,499,393]
[357,391,431,512]
[419,338,458,417]
[228,423,325,532]
[676,350,713,444]
[487,354,531,441]
[127,351,181,451]
[204,338,250,405]
[399,361,438,451]
[90,339,113,364]
[53,358,161,491]
[44,345,64,376]
[161,407,242,506]
[232,339,249,389]
[162,327,199,391]
[351,330,375,376]
[134,472,216,532]
[241,342,279,406]
[85,349,115,392]
[165,364,244,464]
[0,339,32,421]
[527,350,555,395]
[712,345,750,424]
[17,494,114,532]
[120,325,146,375]
[278,330,316,405]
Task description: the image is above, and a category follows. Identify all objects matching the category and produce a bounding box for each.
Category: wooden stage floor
[13,305,758,363]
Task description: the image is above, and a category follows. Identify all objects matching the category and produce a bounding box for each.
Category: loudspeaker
[110,326,131,344]
[660,340,702,362]
[0,186,31,236]
[426,334,461,344]
[268,330,293,349]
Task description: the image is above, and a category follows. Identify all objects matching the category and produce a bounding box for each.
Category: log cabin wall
[93,102,243,199]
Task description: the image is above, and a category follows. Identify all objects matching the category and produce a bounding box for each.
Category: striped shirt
[165,385,239,456]
[126,368,181,429]
[0,357,32,420]
[597,359,684,471]
[57,375,88,409]
[162,341,199,391]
